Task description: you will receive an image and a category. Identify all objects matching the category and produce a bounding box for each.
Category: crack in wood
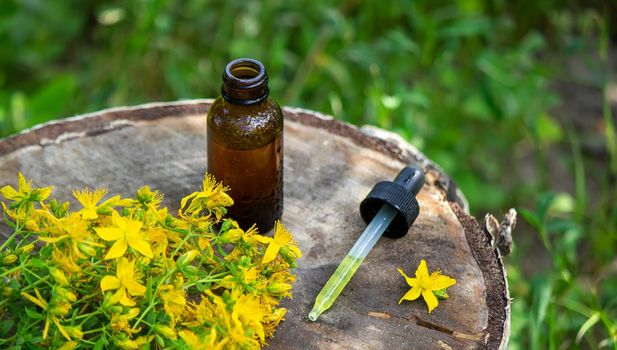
[400,314,485,344]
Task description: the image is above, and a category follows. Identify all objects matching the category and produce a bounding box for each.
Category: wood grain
[0,100,509,349]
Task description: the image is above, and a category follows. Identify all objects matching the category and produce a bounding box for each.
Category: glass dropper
[308,166,425,321]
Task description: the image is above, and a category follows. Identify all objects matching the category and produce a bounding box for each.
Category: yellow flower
[159,284,187,324]
[397,259,456,313]
[178,329,225,350]
[110,308,141,334]
[95,212,153,259]
[72,188,107,220]
[179,174,233,220]
[263,307,287,338]
[21,289,71,340]
[136,186,163,210]
[51,249,82,275]
[39,213,103,259]
[73,188,133,220]
[254,222,302,264]
[232,294,267,343]
[0,172,53,202]
[101,257,146,307]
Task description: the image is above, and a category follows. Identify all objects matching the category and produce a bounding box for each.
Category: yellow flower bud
[18,243,35,254]
[65,326,84,340]
[50,301,71,316]
[2,254,18,265]
[267,282,292,295]
[154,324,177,340]
[114,338,139,350]
[177,250,199,267]
[49,267,70,286]
[136,186,155,203]
[25,219,39,231]
[220,228,244,243]
[198,237,210,251]
[56,287,77,303]
[172,274,184,289]
[78,242,97,257]
[149,267,164,276]
[58,341,78,350]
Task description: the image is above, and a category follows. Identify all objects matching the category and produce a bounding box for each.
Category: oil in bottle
[207,58,283,232]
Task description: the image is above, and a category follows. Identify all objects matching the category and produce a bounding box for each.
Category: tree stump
[0,100,510,349]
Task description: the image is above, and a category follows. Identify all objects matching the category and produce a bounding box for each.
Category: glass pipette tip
[308,204,397,321]
[308,166,425,322]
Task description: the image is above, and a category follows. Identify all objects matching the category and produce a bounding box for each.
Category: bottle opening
[227,59,265,82]
[222,58,269,105]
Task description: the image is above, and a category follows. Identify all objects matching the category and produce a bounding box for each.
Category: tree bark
[0,100,510,349]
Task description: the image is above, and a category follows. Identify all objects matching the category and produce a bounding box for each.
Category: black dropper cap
[359,166,425,239]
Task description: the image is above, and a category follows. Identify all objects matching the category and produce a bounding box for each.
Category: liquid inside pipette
[308,204,397,321]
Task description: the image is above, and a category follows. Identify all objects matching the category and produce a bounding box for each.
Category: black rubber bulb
[359,165,425,239]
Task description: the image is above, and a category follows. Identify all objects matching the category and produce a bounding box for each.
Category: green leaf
[532,277,552,326]
[196,282,210,292]
[536,113,563,146]
[30,258,47,269]
[38,245,52,259]
[440,16,491,38]
[0,319,14,337]
[576,311,601,344]
[93,336,107,350]
[24,308,43,320]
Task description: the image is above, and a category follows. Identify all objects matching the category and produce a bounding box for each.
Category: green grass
[1,0,616,348]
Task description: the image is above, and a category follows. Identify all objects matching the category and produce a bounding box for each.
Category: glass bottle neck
[221,58,269,106]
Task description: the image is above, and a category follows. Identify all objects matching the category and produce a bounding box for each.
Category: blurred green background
[1,0,616,348]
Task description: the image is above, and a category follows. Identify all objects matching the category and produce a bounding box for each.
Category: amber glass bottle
[207,58,283,232]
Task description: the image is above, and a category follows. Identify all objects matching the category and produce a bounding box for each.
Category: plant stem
[23,266,54,288]
[131,301,157,331]
[184,272,227,288]
[0,229,21,252]
[0,264,23,278]
[78,309,104,326]
[82,327,105,335]
[20,275,50,292]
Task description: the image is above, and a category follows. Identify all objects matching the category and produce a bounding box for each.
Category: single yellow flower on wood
[254,222,302,264]
[95,212,153,259]
[100,257,146,307]
[397,259,456,313]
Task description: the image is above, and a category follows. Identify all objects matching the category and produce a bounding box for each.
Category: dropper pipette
[308,166,425,321]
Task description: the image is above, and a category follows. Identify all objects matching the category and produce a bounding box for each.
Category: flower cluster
[0,173,301,349]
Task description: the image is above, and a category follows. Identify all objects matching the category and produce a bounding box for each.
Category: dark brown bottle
[207,58,283,232]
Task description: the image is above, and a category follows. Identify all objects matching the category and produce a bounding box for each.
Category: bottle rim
[224,58,267,88]
[222,58,269,105]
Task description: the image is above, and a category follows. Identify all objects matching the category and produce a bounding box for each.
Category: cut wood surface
[0,100,509,349]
